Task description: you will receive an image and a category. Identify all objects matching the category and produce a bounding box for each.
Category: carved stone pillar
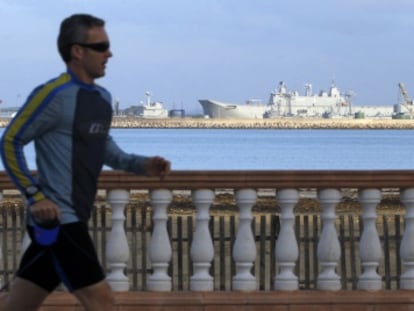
[190,189,215,291]
[317,188,341,290]
[147,189,173,291]
[274,188,299,291]
[106,189,130,291]
[400,188,414,289]
[357,188,382,290]
[232,189,257,291]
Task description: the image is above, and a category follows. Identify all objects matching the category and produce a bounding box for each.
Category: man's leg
[0,277,49,311]
[0,226,59,311]
[0,292,7,310]
[73,279,114,311]
[54,222,114,310]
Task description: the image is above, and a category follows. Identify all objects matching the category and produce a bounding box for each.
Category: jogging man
[0,13,171,311]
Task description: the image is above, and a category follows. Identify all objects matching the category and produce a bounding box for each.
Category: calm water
[2,128,414,170]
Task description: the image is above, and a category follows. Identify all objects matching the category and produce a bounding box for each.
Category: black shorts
[18,222,105,292]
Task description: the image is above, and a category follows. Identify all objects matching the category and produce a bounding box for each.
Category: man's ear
[70,44,84,61]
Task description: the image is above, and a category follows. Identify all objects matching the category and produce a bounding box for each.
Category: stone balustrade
[2,170,414,293]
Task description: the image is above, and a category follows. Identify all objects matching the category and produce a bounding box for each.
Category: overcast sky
[0,0,413,114]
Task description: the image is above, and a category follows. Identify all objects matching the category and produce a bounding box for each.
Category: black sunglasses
[73,42,110,52]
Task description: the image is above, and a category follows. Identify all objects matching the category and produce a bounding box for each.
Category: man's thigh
[53,222,105,291]
[20,222,105,292]
[4,277,49,311]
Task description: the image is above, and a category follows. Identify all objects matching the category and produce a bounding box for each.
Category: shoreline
[113,117,414,129]
[1,117,414,129]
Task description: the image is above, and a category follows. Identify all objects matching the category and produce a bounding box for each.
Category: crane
[397,82,413,117]
[398,82,413,104]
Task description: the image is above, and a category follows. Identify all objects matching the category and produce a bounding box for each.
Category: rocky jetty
[110,117,414,129]
[1,117,414,129]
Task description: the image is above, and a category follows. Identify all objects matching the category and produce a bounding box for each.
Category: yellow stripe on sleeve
[1,73,71,189]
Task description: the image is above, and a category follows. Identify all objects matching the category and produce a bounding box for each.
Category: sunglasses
[73,42,110,52]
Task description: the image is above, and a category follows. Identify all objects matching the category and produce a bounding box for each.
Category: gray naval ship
[199,81,394,119]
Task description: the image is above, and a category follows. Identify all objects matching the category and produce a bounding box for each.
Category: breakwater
[1,117,414,129]
[111,117,414,129]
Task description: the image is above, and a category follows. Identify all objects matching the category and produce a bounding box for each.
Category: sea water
[1,128,413,170]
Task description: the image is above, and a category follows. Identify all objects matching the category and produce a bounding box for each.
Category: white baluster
[274,188,299,291]
[20,231,31,260]
[147,189,173,291]
[317,188,341,290]
[232,189,257,291]
[400,188,414,289]
[20,196,31,259]
[190,189,215,291]
[357,188,382,290]
[106,189,130,291]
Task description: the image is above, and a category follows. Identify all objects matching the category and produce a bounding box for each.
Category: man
[0,14,171,311]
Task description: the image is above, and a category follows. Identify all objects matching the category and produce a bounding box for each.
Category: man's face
[76,26,112,81]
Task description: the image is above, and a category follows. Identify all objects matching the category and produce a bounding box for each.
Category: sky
[0,0,413,114]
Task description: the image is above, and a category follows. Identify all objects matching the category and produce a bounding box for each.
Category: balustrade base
[190,279,214,291]
[39,290,414,311]
[317,277,341,291]
[357,279,383,291]
[232,277,257,292]
[274,279,299,291]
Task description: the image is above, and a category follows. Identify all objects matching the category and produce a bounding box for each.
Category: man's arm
[104,135,171,177]
[0,85,62,204]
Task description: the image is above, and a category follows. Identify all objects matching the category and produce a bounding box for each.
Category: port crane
[397,82,413,117]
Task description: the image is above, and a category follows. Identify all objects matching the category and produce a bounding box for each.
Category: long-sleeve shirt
[0,70,148,223]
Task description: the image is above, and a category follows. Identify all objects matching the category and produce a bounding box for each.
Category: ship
[198,99,267,119]
[200,81,351,119]
[200,81,396,119]
[121,91,169,118]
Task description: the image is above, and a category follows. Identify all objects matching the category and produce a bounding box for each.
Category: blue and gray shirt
[0,70,148,224]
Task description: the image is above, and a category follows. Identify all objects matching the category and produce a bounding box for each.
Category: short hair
[57,14,105,63]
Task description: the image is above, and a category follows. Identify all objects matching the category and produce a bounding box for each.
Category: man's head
[58,14,112,83]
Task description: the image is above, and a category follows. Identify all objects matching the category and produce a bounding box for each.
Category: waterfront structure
[0,107,19,118]
[200,81,394,119]
[199,99,266,119]
[120,91,169,118]
[0,170,413,309]
[393,82,414,119]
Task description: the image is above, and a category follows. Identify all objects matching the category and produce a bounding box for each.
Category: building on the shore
[347,105,394,118]
[0,107,19,118]
[169,109,185,118]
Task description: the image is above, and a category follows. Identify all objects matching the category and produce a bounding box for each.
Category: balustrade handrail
[98,170,414,189]
[0,170,414,190]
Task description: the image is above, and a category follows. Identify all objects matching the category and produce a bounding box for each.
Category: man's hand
[29,198,61,222]
[143,156,171,179]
